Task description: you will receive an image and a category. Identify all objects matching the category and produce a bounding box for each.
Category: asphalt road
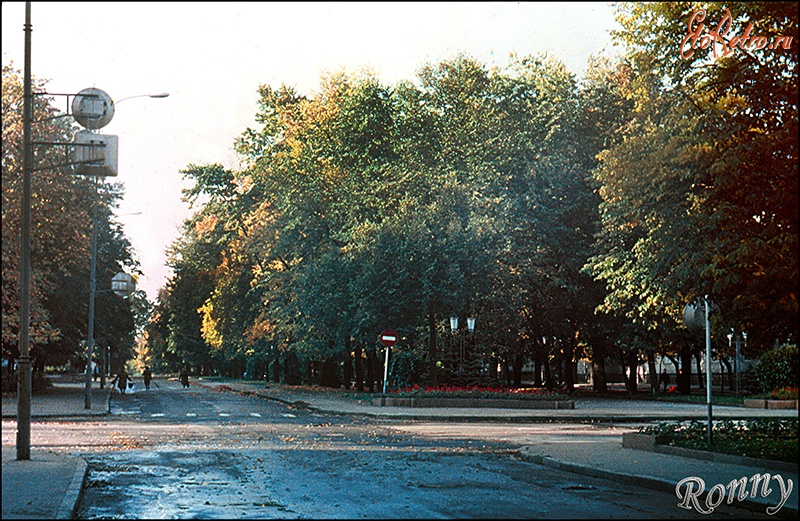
[10,379,769,519]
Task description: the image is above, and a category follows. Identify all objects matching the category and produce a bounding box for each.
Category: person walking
[143,366,152,391]
[112,368,129,394]
[659,368,670,392]
[179,366,190,389]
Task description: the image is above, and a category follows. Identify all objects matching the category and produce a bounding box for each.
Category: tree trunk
[591,344,608,394]
[678,346,692,395]
[354,341,364,392]
[533,341,543,387]
[366,347,376,393]
[513,350,524,387]
[720,355,733,393]
[543,356,553,390]
[342,337,353,390]
[646,351,658,396]
[427,311,439,386]
[695,351,704,390]
[563,339,575,390]
[321,359,339,388]
[624,351,638,393]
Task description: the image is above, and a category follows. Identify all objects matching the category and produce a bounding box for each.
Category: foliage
[156,54,603,386]
[595,3,798,349]
[639,419,798,463]
[147,4,796,388]
[2,63,141,372]
[753,344,799,393]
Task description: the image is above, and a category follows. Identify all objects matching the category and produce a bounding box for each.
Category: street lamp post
[82,94,166,409]
[739,332,747,397]
[727,329,746,397]
[449,315,476,381]
[17,1,34,461]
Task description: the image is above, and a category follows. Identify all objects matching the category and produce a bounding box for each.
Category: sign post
[380,330,397,395]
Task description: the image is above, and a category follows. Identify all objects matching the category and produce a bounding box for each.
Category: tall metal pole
[16,0,33,461]
[704,297,713,448]
[85,176,99,409]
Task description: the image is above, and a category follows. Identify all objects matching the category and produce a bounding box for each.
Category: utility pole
[17,0,33,461]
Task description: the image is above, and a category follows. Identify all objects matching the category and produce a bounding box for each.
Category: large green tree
[594,2,797,352]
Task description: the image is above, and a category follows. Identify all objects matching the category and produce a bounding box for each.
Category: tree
[604,2,797,351]
[3,63,140,377]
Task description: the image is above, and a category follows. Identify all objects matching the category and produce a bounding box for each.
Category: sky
[2,2,621,302]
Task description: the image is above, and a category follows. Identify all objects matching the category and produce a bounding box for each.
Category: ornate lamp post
[449,315,477,379]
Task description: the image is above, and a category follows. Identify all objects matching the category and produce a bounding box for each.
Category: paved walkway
[2,378,797,519]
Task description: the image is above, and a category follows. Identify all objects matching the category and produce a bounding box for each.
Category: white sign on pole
[72,131,118,177]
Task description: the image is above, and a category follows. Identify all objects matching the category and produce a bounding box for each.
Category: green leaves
[589,3,797,351]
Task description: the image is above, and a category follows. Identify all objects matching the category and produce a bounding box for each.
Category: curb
[518,448,798,519]
[57,456,88,520]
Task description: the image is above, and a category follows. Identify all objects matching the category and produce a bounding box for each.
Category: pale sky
[2,2,621,302]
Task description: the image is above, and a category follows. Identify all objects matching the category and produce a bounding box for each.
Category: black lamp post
[449,315,476,379]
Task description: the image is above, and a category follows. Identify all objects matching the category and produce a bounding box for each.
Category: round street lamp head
[72,87,114,129]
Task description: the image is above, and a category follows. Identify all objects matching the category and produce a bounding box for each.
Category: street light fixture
[113,92,169,105]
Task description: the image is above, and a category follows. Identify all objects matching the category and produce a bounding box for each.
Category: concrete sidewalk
[1,378,797,519]
[2,380,111,519]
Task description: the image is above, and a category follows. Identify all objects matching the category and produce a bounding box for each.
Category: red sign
[380,329,398,347]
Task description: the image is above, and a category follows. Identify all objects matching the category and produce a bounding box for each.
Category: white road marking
[282,413,296,418]
[250,413,262,417]
[219,413,231,417]
[186,413,197,417]
[150,413,165,417]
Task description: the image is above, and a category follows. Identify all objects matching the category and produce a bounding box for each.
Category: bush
[639,419,798,463]
[754,344,798,393]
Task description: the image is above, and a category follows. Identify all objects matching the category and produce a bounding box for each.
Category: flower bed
[389,385,569,400]
[375,385,575,409]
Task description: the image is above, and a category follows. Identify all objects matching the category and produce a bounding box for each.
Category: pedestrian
[180,366,189,389]
[112,368,129,394]
[143,366,152,391]
[659,368,670,392]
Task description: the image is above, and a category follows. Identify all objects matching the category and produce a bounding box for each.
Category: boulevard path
[2,378,797,519]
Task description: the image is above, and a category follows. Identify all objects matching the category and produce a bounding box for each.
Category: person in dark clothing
[659,368,670,392]
[179,366,190,388]
[112,368,129,394]
[143,366,152,390]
